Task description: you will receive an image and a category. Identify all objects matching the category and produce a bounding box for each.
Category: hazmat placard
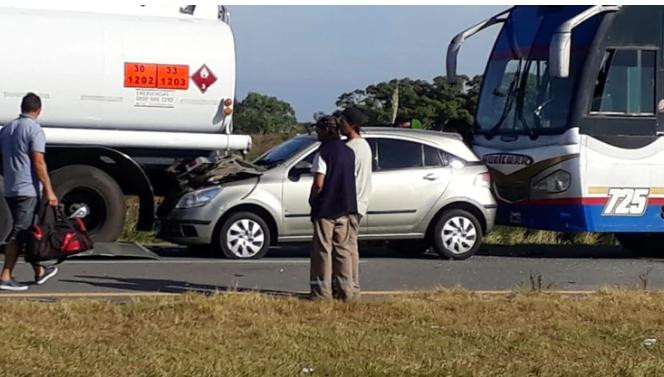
[124,63,189,90]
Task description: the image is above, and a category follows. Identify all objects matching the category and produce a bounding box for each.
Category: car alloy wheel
[226,219,265,258]
[217,211,271,259]
[441,216,477,254]
[432,209,483,260]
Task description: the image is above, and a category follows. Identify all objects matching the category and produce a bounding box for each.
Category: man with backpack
[0,93,59,291]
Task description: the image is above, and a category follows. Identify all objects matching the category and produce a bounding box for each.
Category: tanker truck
[0,5,252,242]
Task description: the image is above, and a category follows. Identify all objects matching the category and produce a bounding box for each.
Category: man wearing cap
[338,107,371,298]
[308,116,357,301]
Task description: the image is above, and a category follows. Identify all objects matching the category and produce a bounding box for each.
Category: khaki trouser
[348,214,361,296]
[310,215,355,300]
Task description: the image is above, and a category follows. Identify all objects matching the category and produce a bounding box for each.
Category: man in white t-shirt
[338,107,371,298]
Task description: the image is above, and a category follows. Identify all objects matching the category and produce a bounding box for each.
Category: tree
[233,92,298,134]
[335,75,482,130]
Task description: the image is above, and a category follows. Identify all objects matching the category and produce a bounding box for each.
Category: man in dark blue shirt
[309,116,357,301]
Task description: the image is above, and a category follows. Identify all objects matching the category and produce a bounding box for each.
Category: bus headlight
[176,187,222,209]
[532,170,571,194]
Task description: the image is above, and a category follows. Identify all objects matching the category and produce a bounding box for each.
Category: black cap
[315,115,338,131]
[341,107,368,127]
[395,114,410,124]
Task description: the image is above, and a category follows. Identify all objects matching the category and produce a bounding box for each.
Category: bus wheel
[615,233,664,256]
[51,165,126,242]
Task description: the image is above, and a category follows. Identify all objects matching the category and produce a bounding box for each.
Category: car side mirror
[289,160,312,181]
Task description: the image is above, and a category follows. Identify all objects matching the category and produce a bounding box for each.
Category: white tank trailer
[0,5,252,242]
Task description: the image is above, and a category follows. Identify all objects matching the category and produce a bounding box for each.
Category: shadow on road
[59,275,308,297]
[150,243,647,260]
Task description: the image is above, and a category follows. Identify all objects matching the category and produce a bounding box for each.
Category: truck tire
[0,195,10,244]
[432,209,483,260]
[215,211,271,259]
[51,165,126,242]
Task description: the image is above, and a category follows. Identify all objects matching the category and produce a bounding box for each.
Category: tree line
[233,75,482,135]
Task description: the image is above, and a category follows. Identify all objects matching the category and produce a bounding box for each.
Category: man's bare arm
[31,152,58,206]
[309,173,325,207]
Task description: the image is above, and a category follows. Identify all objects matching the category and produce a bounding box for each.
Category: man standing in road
[309,116,357,301]
[339,108,371,298]
[0,93,59,291]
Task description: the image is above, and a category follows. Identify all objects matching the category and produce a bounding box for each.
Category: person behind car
[308,116,357,301]
[394,114,411,128]
[338,107,371,298]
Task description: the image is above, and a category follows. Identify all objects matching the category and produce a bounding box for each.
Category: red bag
[22,200,94,263]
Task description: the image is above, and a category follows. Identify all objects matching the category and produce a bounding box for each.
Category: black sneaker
[35,266,58,285]
[0,278,28,291]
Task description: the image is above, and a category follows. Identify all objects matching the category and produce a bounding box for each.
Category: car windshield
[476,6,601,136]
[253,136,317,168]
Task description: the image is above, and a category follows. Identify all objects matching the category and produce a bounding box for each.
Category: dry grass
[485,226,617,246]
[120,197,158,244]
[1,290,664,376]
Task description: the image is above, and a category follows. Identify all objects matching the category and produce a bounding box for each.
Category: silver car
[158,128,496,260]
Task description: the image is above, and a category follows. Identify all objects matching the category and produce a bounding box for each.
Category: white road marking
[15,259,368,265]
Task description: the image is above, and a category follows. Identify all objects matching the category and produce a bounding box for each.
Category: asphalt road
[2,244,664,297]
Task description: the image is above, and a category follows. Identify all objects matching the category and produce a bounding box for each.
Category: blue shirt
[0,115,46,197]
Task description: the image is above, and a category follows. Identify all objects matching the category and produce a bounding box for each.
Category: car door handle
[423,173,439,181]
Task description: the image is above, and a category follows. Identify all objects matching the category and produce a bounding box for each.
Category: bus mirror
[550,32,571,78]
[549,5,621,79]
[446,9,510,84]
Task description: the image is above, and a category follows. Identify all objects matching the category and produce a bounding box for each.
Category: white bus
[448,5,664,251]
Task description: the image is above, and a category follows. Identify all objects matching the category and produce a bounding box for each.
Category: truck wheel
[0,195,10,244]
[51,165,126,242]
[432,209,482,260]
[215,211,271,259]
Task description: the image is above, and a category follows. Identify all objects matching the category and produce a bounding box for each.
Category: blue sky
[230,5,507,121]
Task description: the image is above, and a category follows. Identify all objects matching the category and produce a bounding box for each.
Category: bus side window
[590,49,656,116]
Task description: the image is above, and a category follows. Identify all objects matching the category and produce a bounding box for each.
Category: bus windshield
[476,6,601,136]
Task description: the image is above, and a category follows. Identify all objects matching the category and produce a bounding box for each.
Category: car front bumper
[157,211,216,245]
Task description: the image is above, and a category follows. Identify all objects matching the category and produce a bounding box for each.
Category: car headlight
[175,187,222,209]
[532,170,571,194]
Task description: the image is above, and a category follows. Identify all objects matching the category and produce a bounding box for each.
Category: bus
[447,5,664,251]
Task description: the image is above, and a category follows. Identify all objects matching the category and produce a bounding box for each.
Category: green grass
[1,290,664,376]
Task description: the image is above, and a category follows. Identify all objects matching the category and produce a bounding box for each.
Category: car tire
[51,165,126,242]
[432,209,482,260]
[216,211,271,259]
[389,240,430,257]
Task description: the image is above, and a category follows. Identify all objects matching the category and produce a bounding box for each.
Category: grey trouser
[310,215,355,300]
[4,196,38,242]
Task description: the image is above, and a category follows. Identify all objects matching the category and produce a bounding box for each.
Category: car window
[368,139,378,171]
[288,151,317,178]
[376,139,423,171]
[254,137,316,168]
[424,145,448,167]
